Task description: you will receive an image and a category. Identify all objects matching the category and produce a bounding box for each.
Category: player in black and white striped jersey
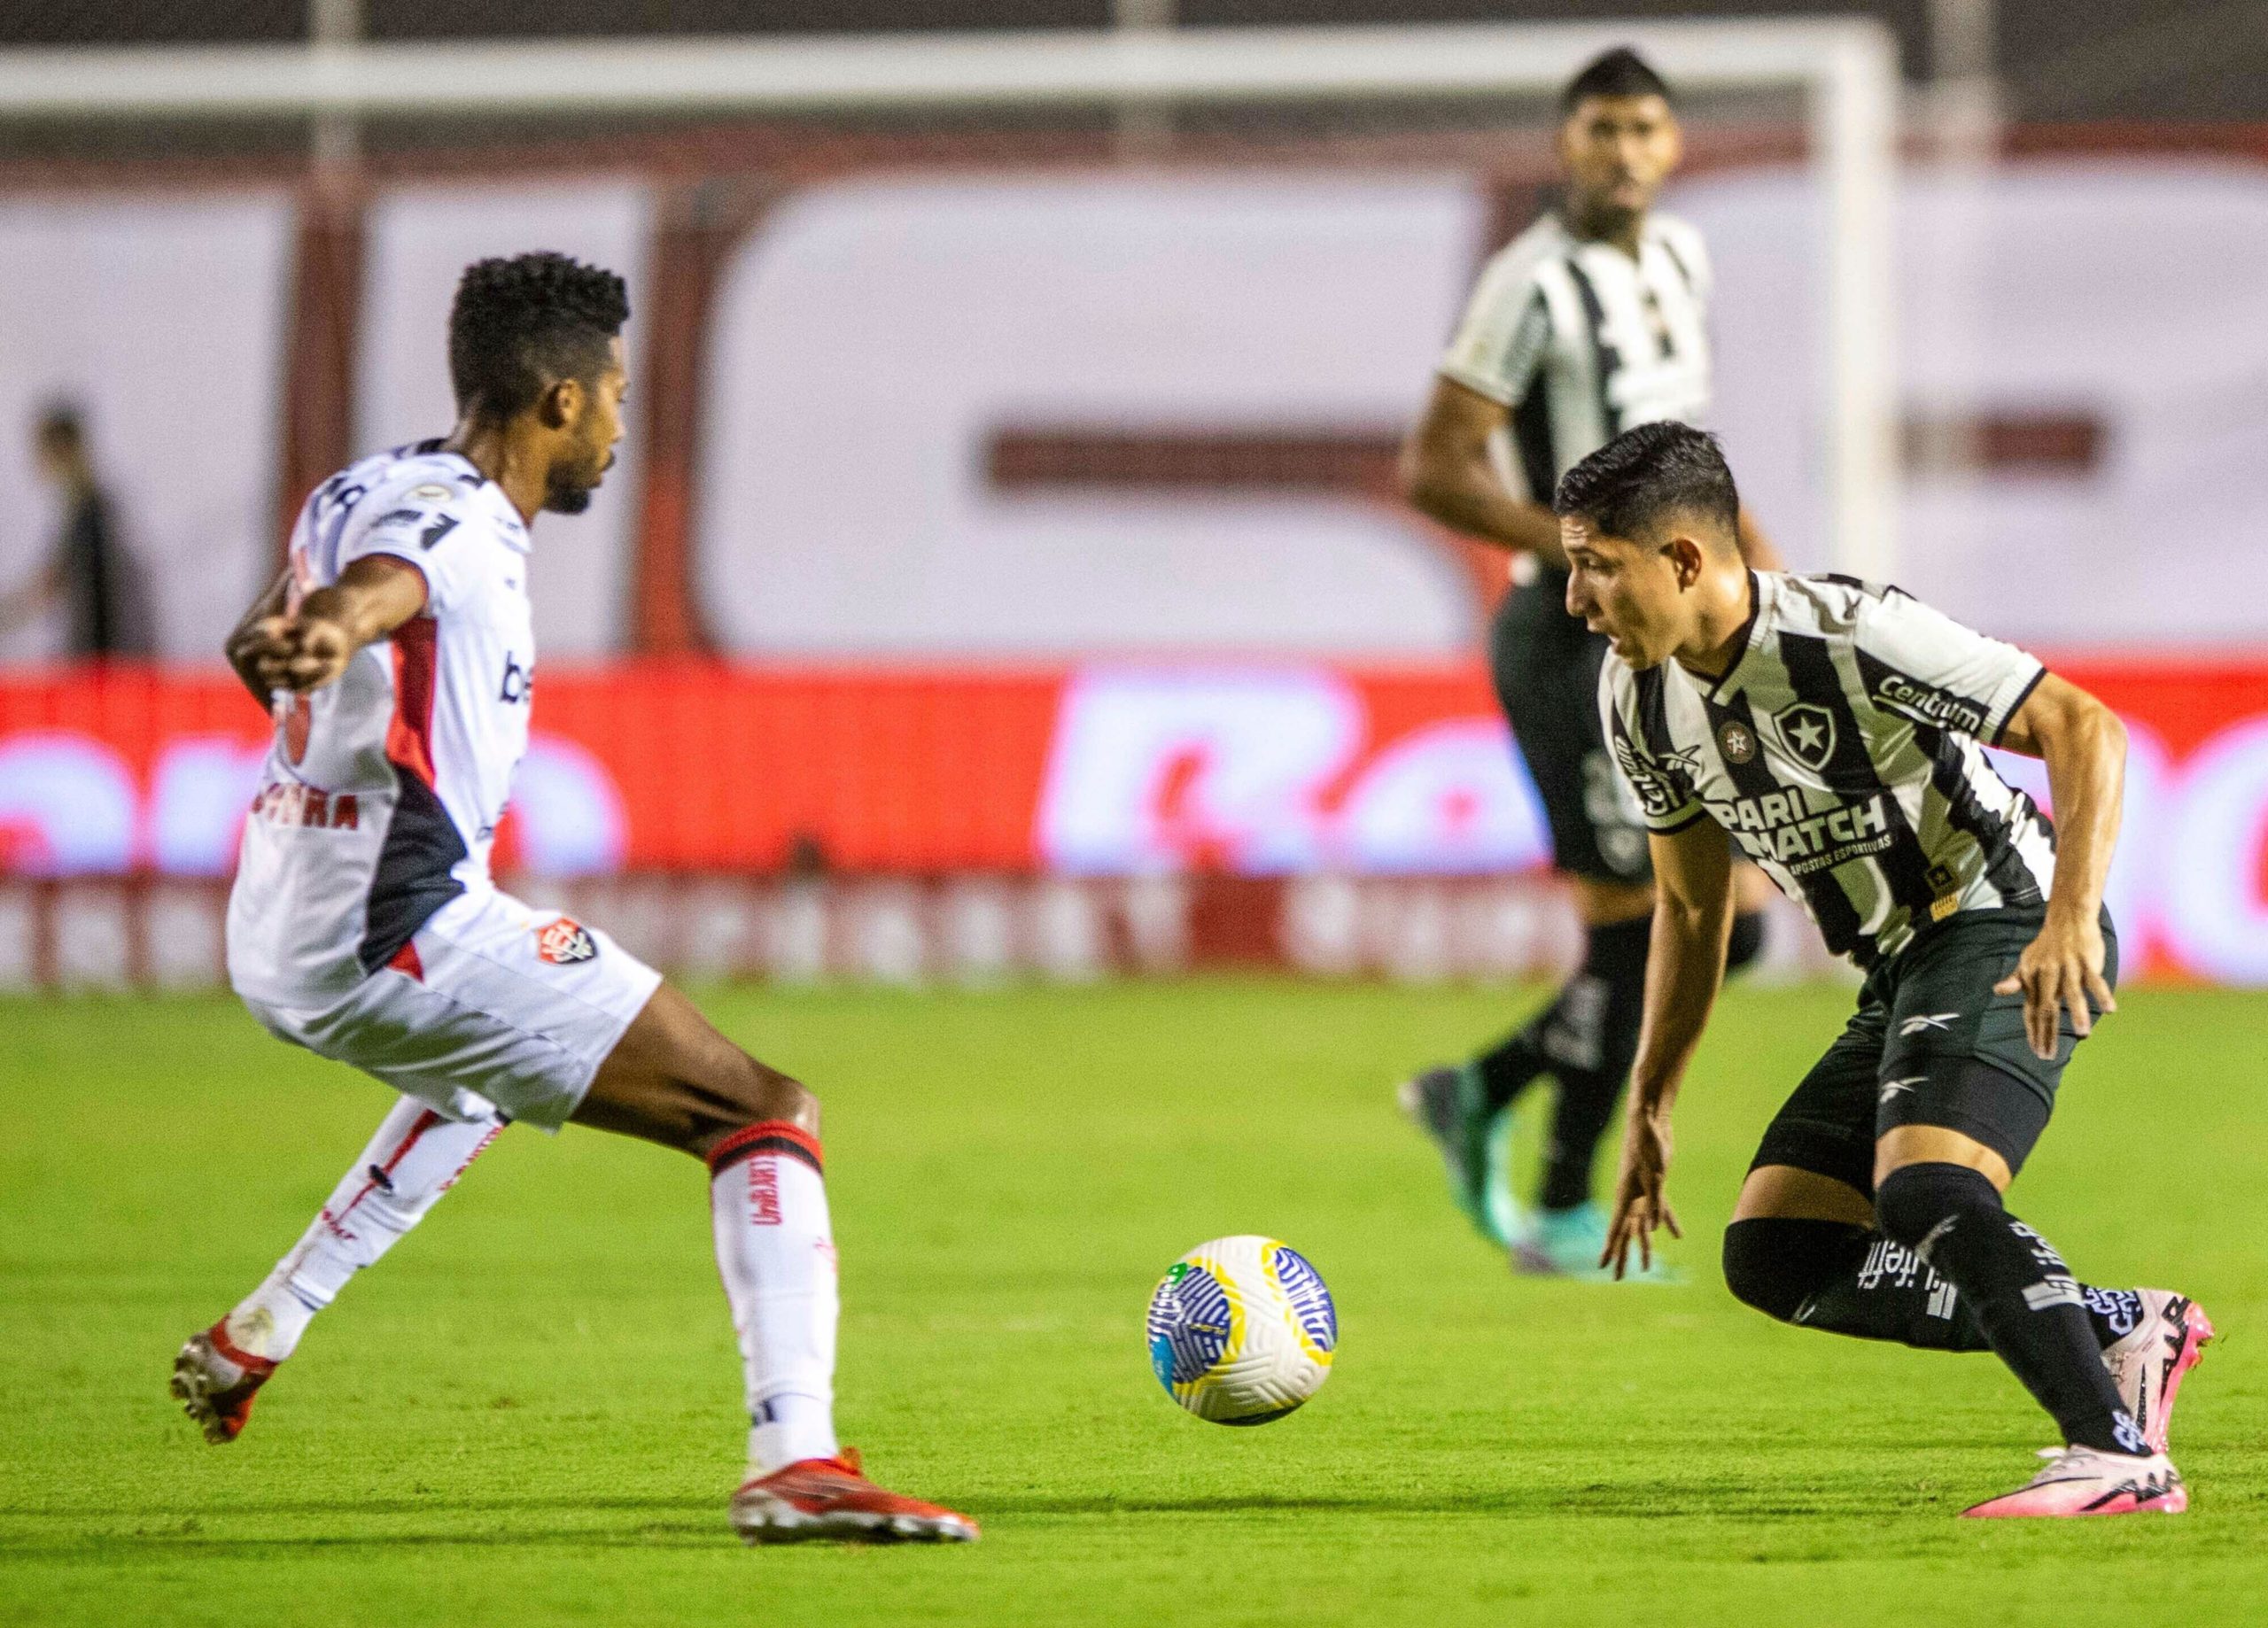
[1571,422,2210,1519]
[1398,47,1778,1277]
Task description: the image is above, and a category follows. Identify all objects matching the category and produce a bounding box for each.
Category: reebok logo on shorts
[1878,1075,1926,1104]
[1899,1012,1961,1036]
[536,917,598,966]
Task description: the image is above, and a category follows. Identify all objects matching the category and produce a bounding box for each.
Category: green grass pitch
[3,979,2263,1627]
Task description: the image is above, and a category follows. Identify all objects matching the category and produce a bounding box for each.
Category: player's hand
[235,614,301,694]
[1995,909,2116,1060]
[273,616,354,692]
[1603,1102,1681,1279]
[243,613,353,694]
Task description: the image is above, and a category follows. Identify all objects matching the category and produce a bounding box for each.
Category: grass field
[2,978,2263,1627]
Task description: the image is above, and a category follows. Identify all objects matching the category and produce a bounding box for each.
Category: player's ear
[1666,533,1706,588]
[537,376,581,432]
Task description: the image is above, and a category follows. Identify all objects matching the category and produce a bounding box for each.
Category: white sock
[224,1097,505,1363]
[708,1121,841,1475]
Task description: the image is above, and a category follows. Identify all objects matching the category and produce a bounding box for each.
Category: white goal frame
[0,20,1900,577]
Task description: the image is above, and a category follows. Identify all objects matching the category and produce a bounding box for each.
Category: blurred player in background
[1398,47,1779,1277]
[1580,423,2210,1517]
[172,252,976,1545]
[0,404,151,659]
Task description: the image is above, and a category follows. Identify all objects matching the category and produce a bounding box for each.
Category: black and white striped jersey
[1600,573,2058,969]
[1439,211,1713,503]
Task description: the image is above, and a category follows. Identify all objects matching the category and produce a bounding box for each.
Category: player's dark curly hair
[1561,46,1673,112]
[1554,421,1740,544]
[447,251,630,420]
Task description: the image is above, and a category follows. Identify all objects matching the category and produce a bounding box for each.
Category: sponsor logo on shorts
[535,917,598,965]
[1877,1074,1927,1104]
[1898,1012,1961,1036]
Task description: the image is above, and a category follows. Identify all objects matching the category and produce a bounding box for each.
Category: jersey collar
[408,440,532,553]
[1686,569,1764,700]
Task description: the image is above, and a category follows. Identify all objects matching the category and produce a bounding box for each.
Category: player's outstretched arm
[231,556,429,701]
[1993,673,2127,1058]
[1399,376,1569,566]
[1604,817,1736,1277]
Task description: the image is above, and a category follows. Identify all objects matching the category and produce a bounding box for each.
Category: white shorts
[243,889,664,1132]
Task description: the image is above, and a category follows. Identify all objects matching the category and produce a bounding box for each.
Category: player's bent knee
[1873,1161,2001,1251]
[713,1052,817,1133]
[1721,1217,1868,1324]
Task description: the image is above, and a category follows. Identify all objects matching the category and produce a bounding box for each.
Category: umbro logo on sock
[1899,1012,1961,1036]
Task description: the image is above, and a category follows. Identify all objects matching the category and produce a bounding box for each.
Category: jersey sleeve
[1853,587,2047,745]
[336,477,479,614]
[1599,661,1707,833]
[1438,253,1551,407]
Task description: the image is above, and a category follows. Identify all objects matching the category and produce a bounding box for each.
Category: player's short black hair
[447,251,630,420]
[1554,421,1739,545]
[1561,46,1674,112]
[35,402,84,450]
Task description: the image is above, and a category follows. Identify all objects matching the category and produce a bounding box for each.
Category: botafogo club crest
[1773,702,1838,771]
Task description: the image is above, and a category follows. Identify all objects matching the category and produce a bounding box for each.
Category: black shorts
[1751,904,2121,1196]
[1489,578,1651,886]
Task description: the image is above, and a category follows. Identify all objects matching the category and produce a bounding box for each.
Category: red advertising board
[2,658,2264,981]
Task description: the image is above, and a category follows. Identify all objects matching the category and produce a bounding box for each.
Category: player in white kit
[173,252,976,1544]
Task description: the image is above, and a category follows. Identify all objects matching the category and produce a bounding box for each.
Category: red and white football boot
[170,1322,277,1445]
[728,1449,979,1544]
[1961,1446,2186,1518]
[2102,1291,2215,1454]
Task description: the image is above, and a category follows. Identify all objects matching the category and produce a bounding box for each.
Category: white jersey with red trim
[227,442,537,1009]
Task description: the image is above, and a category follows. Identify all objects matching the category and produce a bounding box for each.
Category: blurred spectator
[0,404,152,659]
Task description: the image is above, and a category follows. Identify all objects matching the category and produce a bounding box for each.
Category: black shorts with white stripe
[1750,903,2119,1197]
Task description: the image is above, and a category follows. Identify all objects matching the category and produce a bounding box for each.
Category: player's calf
[576,981,975,1541]
[1875,1160,2145,1456]
[174,1097,506,1443]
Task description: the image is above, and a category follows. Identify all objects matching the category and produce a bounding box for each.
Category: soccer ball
[1146,1236,1336,1424]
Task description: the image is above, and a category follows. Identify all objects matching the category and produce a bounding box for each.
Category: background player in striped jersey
[1571,422,2209,1517]
[1398,47,1779,1276]
[174,252,976,1544]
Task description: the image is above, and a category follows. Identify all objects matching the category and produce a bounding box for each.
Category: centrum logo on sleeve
[1873,671,1991,736]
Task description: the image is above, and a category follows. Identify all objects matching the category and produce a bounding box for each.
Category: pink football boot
[1961,1446,2186,1518]
[2101,1291,2215,1454]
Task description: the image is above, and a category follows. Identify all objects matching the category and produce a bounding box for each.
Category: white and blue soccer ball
[1146,1236,1336,1425]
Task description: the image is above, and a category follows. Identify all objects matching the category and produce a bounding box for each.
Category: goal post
[0,19,1900,578]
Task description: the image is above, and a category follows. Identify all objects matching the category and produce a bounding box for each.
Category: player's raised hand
[234,614,300,694]
[1603,1104,1681,1279]
[271,615,355,693]
[1996,910,2116,1061]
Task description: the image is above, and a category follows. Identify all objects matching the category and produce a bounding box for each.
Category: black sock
[1532,915,1651,1212]
[1876,1164,2145,1455]
[1725,1218,2147,1353]
[1724,1217,1985,1349]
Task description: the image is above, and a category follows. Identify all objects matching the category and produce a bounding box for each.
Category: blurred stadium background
[3,0,2266,993]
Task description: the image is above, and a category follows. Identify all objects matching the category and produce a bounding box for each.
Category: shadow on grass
[0,1483,1888,1560]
